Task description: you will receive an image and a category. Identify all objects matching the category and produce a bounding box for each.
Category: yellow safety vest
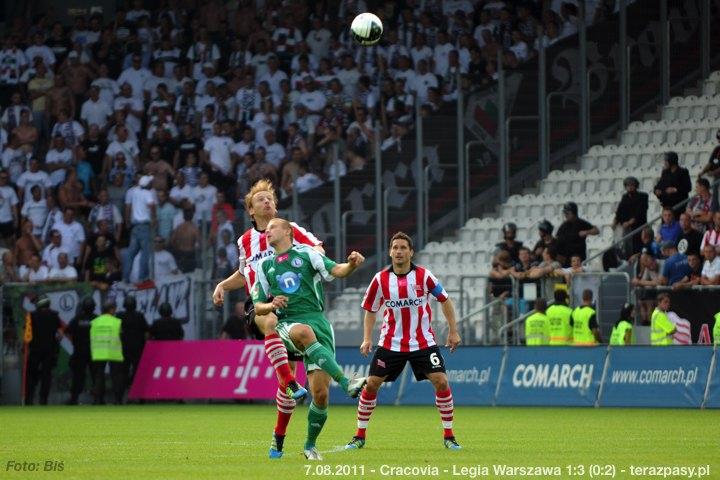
[90,314,124,361]
[525,312,550,346]
[547,304,573,345]
[572,306,597,346]
[610,320,633,346]
[713,312,720,346]
[650,308,675,346]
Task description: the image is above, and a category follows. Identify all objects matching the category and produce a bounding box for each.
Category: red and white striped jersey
[362,264,449,352]
[237,222,321,293]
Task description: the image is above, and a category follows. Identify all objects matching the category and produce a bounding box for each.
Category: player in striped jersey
[345,231,463,451]
[212,179,322,458]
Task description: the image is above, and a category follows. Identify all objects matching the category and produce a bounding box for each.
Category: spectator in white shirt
[202,122,234,177]
[25,33,56,68]
[0,171,19,242]
[16,158,52,201]
[41,229,67,269]
[169,171,195,207]
[19,253,49,282]
[123,175,156,283]
[20,185,48,236]
[50,108,85,148]
[45,135,74,187]
[306,18,332,60]
[410,33,433,69]
[509,30,529,63]
[113,83,144,135]
[80,86,112,131]
[129,235,179,282]
[294,162,323,194]
[54,207,86,265]
[104,125,140,173]
[263,130,286,170]
[701,244,720,285]
[48,252,78,281]
[413,59,439,105]
[193,172,217,224]
[117,54,152,100]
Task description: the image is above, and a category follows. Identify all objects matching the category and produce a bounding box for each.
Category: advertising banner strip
[129,340,307,400]
[701,349,720,408]
[598,346,713,408]
[494,347,606,407]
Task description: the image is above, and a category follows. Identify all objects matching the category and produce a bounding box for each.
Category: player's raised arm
[330,251,365,278]
[212,270,246,306]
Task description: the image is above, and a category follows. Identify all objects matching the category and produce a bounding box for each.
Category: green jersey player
[252,218,367,460]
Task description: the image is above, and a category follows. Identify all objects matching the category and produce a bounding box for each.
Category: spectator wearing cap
[701,211,720,253]
[123,174,155,284]
[532,220,557,262]
[495,222,524,264]
[677,212,703,256]
[556,202,598,266]
[698,128,720,211]
[654,151,691,215]
[686,177,713,233]
[659,240,691,287]
[613,176,648,256]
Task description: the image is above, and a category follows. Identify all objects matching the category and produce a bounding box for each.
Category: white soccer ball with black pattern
[351,12,383,46]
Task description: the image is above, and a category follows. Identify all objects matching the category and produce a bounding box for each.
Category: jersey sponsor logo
[376,359,386,368]
[677,238,689,254]
[291,257,303,268]
[276,253,289,263]
[385,298,424,308]
[248,249,273,266]
[276,271,301,294]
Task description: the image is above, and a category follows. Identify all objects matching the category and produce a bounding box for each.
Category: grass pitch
[0,404,718,479]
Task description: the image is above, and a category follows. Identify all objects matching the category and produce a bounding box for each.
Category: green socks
[305,402,328,450]
[304,342,349,390]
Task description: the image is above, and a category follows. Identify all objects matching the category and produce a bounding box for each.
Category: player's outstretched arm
[441,298,461,353]
[330,251,365,278]
[360,310,377,356]
[212,270,247,306]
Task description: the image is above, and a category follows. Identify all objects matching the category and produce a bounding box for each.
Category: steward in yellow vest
[571,289,602,345]
[547,290,573,345]
[610,304,634,346]
[525,299,550,346]
[90,300,125,405]
[714,312,720,346]
[651,293,676,346]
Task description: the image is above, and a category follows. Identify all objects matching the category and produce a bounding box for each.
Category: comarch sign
[495,347,606,406]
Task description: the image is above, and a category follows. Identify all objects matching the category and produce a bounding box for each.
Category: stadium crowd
[0,0,626,286]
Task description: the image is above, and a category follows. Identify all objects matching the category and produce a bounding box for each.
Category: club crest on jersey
[291,257,303,268]
[277,271,301,294]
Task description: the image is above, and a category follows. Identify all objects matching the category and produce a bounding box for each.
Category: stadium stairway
[326,70,720,344]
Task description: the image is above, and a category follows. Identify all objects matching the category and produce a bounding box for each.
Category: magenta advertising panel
[129,340,307,400]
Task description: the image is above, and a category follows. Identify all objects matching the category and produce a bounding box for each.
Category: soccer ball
[351,12,383,46]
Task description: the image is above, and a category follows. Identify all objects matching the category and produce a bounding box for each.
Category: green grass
[0,405,718,479]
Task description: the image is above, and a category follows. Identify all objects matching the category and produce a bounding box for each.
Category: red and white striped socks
[264,333,295,387]
[274,387,296,436]
[435,388,455,438]
[355,389,377,439]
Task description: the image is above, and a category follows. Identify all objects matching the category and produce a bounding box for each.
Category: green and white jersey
[251,244,338,317]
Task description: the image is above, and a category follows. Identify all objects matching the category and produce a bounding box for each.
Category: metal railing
[423,163,458,246]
